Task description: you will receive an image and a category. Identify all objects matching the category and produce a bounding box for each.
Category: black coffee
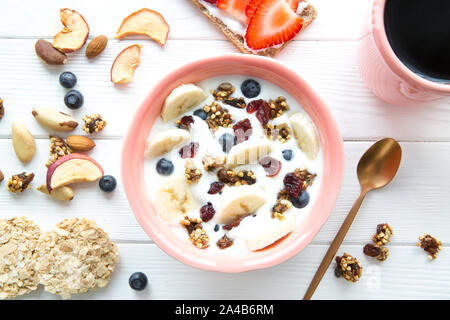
[384,0,450,83]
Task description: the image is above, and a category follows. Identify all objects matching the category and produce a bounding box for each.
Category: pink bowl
[121,54,344,273]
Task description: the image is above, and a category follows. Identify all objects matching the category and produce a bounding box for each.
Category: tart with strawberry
[191,0,317,57]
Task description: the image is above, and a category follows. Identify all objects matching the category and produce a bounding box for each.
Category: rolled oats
[0,217,41,299]
[36,218,119,299]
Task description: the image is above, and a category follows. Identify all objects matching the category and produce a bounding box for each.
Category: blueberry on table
[241,79,261,98]
[193,109,207,120]
[156,158,174,175]
[64,90,84,109]
[99,175,117,192]
[59,72,77,88]
[129,272,148,291]
[282,149,293,161]
[219,133,236,152]
[291,190,310,208]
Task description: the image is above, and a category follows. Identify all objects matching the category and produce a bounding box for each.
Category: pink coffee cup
[357,0,450,106]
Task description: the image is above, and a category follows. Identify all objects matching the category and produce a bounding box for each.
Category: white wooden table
[1,0,449,300]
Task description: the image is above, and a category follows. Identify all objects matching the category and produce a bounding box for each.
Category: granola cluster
[223,97,246,109]
[202,155,225,172]
[203,101,233,130]
[334,253,363,283]
[265,122,292,143]
[184,160,202,184]
[180,216,209,249]
[7,172,34,193]
[46,135,72,167]
[269,96,290,119]
[0,98,4,120]
[0,217,41,299]
[295,169,317,189]
[82,114,107,134]
[372,223,393,246]
[212,82,235,101]
[36,218,119,299]
[417,234,442,260]
[217,168,256,186]
[271,199,292,220]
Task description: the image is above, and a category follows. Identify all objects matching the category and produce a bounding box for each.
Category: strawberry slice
[217,0,251,24]
[245,0,303,50]
[246,0,300,19]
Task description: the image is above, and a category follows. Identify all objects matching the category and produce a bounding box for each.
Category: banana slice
[246,215,296,251]
[289,112,319,160]
[146,128,191,158]
[155,176,198,225]
[226,139,273,167]
[161,84,208,122]
[218,185,266,224]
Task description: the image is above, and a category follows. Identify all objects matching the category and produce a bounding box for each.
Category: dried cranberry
[200,202,215,222]
[179,142,199,158]
[363,244,382,257]
[177,115,194,130]
[283,173,303,198]
[208,181,225,194]
[259,157,282,177]
[232,118,252,143]
[203,0,217,4]
[246,100,260,113]
[222,214,251,231]
[247,99,270,125]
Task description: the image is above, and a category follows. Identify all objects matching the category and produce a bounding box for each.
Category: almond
[32,108,78,131]
[11,122,36,163]
[35,39,68,65]
[67,135,96,152]
[86,35,108,58]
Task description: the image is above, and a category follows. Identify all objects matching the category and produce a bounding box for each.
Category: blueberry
[219,133,237,152]
[282,149,293,161]
[291,190,310,208]
[64,90,84,109]
[241,79,261,98]
[156,158,174,175]
[129,272,148,291]
[214,224,219,232]
[193,109,207,120]
[59,72,77,89]
[99,175,117,192]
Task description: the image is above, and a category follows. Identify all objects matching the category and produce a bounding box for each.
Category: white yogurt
[144,75,322,256]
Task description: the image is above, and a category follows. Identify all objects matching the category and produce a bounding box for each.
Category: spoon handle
[303,189,367,300]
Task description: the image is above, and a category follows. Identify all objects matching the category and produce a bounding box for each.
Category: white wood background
[1,0,449,300]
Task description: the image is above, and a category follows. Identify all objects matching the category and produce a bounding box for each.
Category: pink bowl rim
[372,0,450,94]
[121,54,344,273]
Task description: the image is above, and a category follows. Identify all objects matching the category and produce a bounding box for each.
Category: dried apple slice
[111,44,142,84]
[53,8,90,53]
[115,8,169,46]
[46,153,103,192]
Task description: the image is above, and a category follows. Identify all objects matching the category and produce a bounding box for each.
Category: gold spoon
[303,138,402,300]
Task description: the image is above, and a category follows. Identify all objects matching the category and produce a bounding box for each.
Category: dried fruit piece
[0,98,4,120]
[11,122,36,163]
[200,202,216,222]
[417,234,442,260]
[111,44,142,84]
[53,8,90,53]
[372,223,393,246]
[223,97,246,109]
[222,213,251,231]
[34,40,68,65]
[7,172,34,193]
[66,135,96,152]
[283,172,303,198]
[233,118,253,143]
[37,184,74,202]
[363,243,389,261]
[85,35,108,58]
[246,99,270,125]
[176,115,194,130]
[32,108,78,132]
[0,170,3,182]
[217,235,234,249]
[184,160,202,184]
[82,114,107,134]
[334,253,362,283]
[179,142,199,159]
[46,153,103,192]
[259,156,282,177]
[115,8,170,46]
[207,181,225,194]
